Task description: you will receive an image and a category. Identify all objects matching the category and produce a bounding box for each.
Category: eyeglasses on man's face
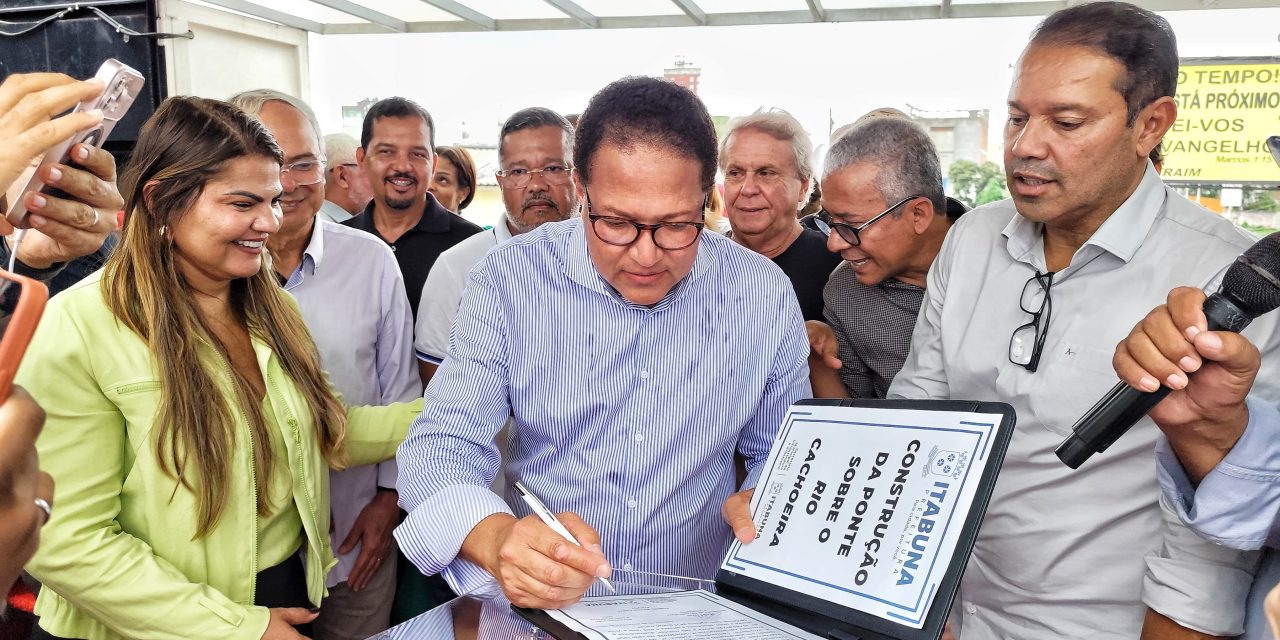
[814,194,923,246]
[584,190,706,251]
[496,164,574,188]
[281,158,326,186]
[1009,270,1055,372]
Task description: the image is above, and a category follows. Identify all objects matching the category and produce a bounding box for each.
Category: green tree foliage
[977,178,1007,205]
[948,160,1007,207]
[1244,190,1279,213]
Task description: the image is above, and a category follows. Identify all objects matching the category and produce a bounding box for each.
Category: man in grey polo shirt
[887,3,1280,638]
[230,90,420,640]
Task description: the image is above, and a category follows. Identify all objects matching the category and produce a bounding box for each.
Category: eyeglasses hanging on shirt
[1009,270,1055,372]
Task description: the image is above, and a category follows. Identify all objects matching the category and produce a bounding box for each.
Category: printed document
[545,590,821,640]
[720,404,1003,628]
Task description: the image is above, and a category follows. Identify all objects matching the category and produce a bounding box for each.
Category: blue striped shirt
[394,216,811,597]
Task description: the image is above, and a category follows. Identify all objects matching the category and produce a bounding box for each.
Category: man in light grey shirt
[231,90,421,640]
[888,3,1280,638]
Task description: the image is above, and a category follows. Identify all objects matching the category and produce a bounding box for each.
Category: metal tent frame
[192,0,1276,35]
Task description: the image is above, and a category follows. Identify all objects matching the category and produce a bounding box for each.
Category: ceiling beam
[194,0,325,32]
[415,0,496,30]
[669,0,708,25]
[541,0,599,28]
[805,0,826,21]
[309,0,407,31]
[321,0,1279,34]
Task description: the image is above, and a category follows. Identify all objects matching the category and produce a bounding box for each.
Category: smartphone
[5,59,145,229]
[0,272,47,400]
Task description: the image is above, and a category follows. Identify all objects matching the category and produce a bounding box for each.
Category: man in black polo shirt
[345,97,482,319]
[720,109,839,322]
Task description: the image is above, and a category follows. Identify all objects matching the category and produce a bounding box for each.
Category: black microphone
[1055,232,1280,469]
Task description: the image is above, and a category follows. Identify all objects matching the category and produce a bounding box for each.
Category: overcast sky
[307,8,1280,157]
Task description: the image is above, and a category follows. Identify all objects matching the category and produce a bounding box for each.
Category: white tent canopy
[193,0,1275,35]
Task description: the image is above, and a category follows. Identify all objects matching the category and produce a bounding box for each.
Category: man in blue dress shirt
[394,76,811,611]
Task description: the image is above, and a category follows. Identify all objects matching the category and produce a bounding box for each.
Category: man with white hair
[320,132,372,223]
[720,109,839,321]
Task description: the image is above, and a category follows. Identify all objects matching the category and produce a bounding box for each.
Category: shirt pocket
[1030,341,1122,437]
[105,378,163,455]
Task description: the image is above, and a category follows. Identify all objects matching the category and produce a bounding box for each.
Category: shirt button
[623,562,634,571]
[639,370,650,380]
[964,603,977,615]
[627,498,637,509]
[634,432,644,443]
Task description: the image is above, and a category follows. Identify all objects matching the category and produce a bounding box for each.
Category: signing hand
[1113,286,1260,482]
[722,488,756,544]
[338,489,399,592]
[462,511,610,609]
[0,386,53,591]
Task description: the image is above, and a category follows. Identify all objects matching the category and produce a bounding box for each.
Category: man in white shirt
[414,107,579,384]
[887,3,1280,638]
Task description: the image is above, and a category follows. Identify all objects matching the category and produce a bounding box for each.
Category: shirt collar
[564,217,712,309]
[1002,161,1165,267]
[415,193,453,233]
[494,215,515,243]
[881,277,924,292]
[354,192,454,235]
[300,217,325,274]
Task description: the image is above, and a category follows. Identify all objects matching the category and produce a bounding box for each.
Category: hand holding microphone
[1111,287,1259,482]
[1056,232,1280,469]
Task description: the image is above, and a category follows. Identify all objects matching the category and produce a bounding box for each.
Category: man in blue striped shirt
[394,77,811,611]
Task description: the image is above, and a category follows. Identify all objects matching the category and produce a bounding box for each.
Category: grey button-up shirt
[823,264,924,399]
[890,163,1280,638]
[283,218,421,587]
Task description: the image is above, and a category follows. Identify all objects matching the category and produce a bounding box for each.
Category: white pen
[513,481,617,593]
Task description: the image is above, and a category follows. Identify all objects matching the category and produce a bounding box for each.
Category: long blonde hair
[106,96,347,537]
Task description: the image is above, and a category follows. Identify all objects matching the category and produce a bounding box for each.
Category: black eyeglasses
[1009,270,1055,372]
[814,195,923,246]
[584,190,706,250]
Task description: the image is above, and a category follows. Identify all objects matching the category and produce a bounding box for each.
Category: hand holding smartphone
[5,59,144,229]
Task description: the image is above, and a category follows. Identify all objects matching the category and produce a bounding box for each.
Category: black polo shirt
[343,193,483,319]
[772,228,842,322]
